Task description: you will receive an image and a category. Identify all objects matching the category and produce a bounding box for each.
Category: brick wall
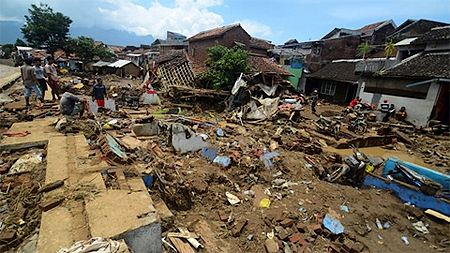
[188,27,251,63]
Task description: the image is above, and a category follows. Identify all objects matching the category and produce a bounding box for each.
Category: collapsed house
[92,59,141,77]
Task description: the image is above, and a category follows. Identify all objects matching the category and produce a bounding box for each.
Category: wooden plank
[0,140,47,151]
[425,209,450,222]
[169,237,195,253]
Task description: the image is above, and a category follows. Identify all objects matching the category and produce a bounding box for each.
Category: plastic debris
[201,147,218,161]
[213,156,231,167]
[283,241,292,253]
[216,128,224,137]
[412,221,429,234]
[243,190,255,196]
[9,152,43,174]
[261,152,279,169]
[340,205,349,213]
[401,236,409,245]
[376,218,383,230]
[323,211,344,234]
[259,198,271,208]
[247,234,253,241]
[225,192,240,205]
[383,222,390,229]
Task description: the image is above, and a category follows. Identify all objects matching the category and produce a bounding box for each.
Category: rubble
[0,71,449,253]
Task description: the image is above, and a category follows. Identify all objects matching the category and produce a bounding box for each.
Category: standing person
[21,57,43,106]
[60,84,86,118]
[34,58,47,100]
[311,89,319,114]
[44,56,60,100]
[92,78,107,108]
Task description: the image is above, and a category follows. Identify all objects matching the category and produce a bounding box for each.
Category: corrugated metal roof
[108,59,132,68]
[395,37,418,46]
[127,53,142,57]
[16,46,33,51]
[92,60,111,67]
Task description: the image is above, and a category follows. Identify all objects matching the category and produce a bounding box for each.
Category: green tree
[21,3,72,56]
[14,38,28,47]
[357,42,371,59]
[383,40,396,69]
[1,44,14,58]
[66,36,114,62]
[200,44,251,90]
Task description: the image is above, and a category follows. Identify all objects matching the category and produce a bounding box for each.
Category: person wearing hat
[311,89,319,114]
[60,84,86,117]
[21,57,43,106]
[44,56,60,100]
[380,99,389,113]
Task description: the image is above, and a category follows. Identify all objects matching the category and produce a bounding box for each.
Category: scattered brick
[328,242,342,253]
[297,222,307,232]
[38,197,63,212]
[309,223,322,234]
[352,242,365,252]
[0,231,16,242]
[277,228,289,240]
[274,209,284,222]
[231,220,248,237]
[218,210,228,222]
[342,240,354,252]
[280,218,294,228]
[289,232,307,246]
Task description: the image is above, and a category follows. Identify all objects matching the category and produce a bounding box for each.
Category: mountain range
[0,21,154,46]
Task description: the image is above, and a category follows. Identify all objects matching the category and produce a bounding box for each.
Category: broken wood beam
[38,180,64,193]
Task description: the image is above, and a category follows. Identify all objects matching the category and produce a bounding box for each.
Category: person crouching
[60,84,86,118]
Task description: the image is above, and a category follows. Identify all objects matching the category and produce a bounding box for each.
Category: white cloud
[95,0,225,38]
[238,19,272,38]
[0,14,22,22]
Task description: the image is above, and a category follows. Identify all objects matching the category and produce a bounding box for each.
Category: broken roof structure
[383,52,450,79]
[387,19,449,42]
[187,24,250,42]
[307,59,362,83]
[248,55,293,76]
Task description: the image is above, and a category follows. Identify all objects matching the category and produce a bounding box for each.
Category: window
[321,81,336,95]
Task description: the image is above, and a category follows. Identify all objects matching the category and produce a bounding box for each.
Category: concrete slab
[46,135,69,184]
[1,117,61,145]
[85,190,159,239]
[0,64,20,90]
[36,206,74,253]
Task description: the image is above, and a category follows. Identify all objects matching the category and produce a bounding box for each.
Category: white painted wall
[358,81,441,126]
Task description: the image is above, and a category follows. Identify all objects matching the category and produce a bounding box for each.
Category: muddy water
[324,146,430,168]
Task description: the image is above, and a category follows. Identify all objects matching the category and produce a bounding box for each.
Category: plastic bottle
[376,218,383,229]
[401,236,409,245]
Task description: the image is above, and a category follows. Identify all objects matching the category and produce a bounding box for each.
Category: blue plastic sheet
[323,213,344,234]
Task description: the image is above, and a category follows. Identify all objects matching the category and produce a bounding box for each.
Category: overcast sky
[1,0,449,44]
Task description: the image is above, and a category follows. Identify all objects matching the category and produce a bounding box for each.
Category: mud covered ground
[1,74,449,252]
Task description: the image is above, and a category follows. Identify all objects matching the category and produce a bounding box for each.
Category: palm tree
[383,40,396,69]
[358,42,370,59]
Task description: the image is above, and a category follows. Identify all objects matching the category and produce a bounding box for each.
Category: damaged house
[92,59,141,77]
[153,24,289,92]
[305,59,362,104]
[358,26,450,127]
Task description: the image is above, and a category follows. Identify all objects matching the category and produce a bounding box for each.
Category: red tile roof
[187,24,246,41]
[248,55,293,76]
[250,37,273,50]
[356,20,387,32]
